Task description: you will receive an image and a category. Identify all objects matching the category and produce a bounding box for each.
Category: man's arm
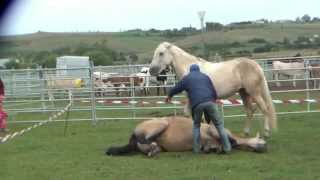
[168,77,187,98]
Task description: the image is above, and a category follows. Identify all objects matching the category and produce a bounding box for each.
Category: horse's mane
[168,43,208,64]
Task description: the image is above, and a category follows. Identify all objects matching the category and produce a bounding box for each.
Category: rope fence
[0,93,73,143]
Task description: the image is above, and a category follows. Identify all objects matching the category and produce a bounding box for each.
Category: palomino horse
[149,42,277,137]
[106,116,266,156]
[272,60,305,87]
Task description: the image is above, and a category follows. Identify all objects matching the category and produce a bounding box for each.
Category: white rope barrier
[0,95,73,144]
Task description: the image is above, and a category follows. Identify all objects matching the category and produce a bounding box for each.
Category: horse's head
[149,42,173,76]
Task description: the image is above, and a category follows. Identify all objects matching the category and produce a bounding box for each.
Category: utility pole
[198,11,206,32]
[198,11,208,58]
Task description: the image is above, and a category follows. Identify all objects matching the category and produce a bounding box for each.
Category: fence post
[173,74,177,116]
[11,69,15,97]
[37,65,46,110]
[130,74,136,120]
[304,59,311,112]
[89,61,97,125]
[27,67,31,96]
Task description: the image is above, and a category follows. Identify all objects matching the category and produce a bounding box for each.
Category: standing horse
[136,67,168,96]
[106,116,266,156]
[149,42,277,137]
[272,60,305,87]
[46,78,85,102]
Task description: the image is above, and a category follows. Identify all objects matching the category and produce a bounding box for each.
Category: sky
[1,0,320,35]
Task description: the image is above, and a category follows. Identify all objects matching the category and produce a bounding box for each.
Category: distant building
[254,19,268,24]
[56,56,90,77]
[275,19,294,23]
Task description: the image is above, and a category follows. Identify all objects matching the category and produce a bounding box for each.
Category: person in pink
[0,78,8,133]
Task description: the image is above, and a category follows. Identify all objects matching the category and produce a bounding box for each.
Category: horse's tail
[106,134,138,156]
[261,75,277,131]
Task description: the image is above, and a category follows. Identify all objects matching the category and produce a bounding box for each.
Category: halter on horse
[148,42,277,137]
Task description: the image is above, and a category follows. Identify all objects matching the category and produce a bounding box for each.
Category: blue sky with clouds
[1,0,319,35]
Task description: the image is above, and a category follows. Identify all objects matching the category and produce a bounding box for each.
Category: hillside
[1,22,320,67]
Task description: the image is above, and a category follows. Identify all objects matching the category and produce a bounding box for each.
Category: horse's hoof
[244,132,250,137]
[148,151,157,157]
[263,131,270,138]
[105,149,112,156]
[105,147,117,156]
[243,128,250,137]
[254,143,267,153]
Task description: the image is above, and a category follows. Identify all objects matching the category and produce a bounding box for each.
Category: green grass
[1,109,320,180]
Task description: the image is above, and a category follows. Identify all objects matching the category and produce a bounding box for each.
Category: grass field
[1,108,320,180]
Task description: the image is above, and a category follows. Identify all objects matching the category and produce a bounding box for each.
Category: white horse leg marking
[148,142,162,157]
[239,90,255,136]
[253,96,270,137]
[243,101,255,135]
[183,103,191,116]
[275,72,281,87]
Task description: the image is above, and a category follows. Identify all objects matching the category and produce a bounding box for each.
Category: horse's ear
[163,42,172,49]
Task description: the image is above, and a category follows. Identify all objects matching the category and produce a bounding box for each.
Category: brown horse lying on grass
[106,116,267,157]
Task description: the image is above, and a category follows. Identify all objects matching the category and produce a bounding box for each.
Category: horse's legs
[275,72,281,87]
[239,90,256,136]
[148,142,162,157]
[156,85,160,96]
[135,122,167,157]
[162,81,167,95]
[252,95,271,137]
[47,89,56,107]
[225,129,267,152]
[293,75,297,87]
[183,103,191,116]
[136,142,162,157]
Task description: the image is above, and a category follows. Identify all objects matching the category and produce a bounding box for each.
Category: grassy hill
[1,22,320,66]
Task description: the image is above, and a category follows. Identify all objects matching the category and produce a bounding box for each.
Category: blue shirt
[168,64,217,109]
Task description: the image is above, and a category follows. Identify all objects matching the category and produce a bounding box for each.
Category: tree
[85,50,113,66]
[4,59,20,69]
[282,37,291,46]
[40,53,56,68]
[312,17,320,22]
[205,22,223,31]
[301,14,311,23]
